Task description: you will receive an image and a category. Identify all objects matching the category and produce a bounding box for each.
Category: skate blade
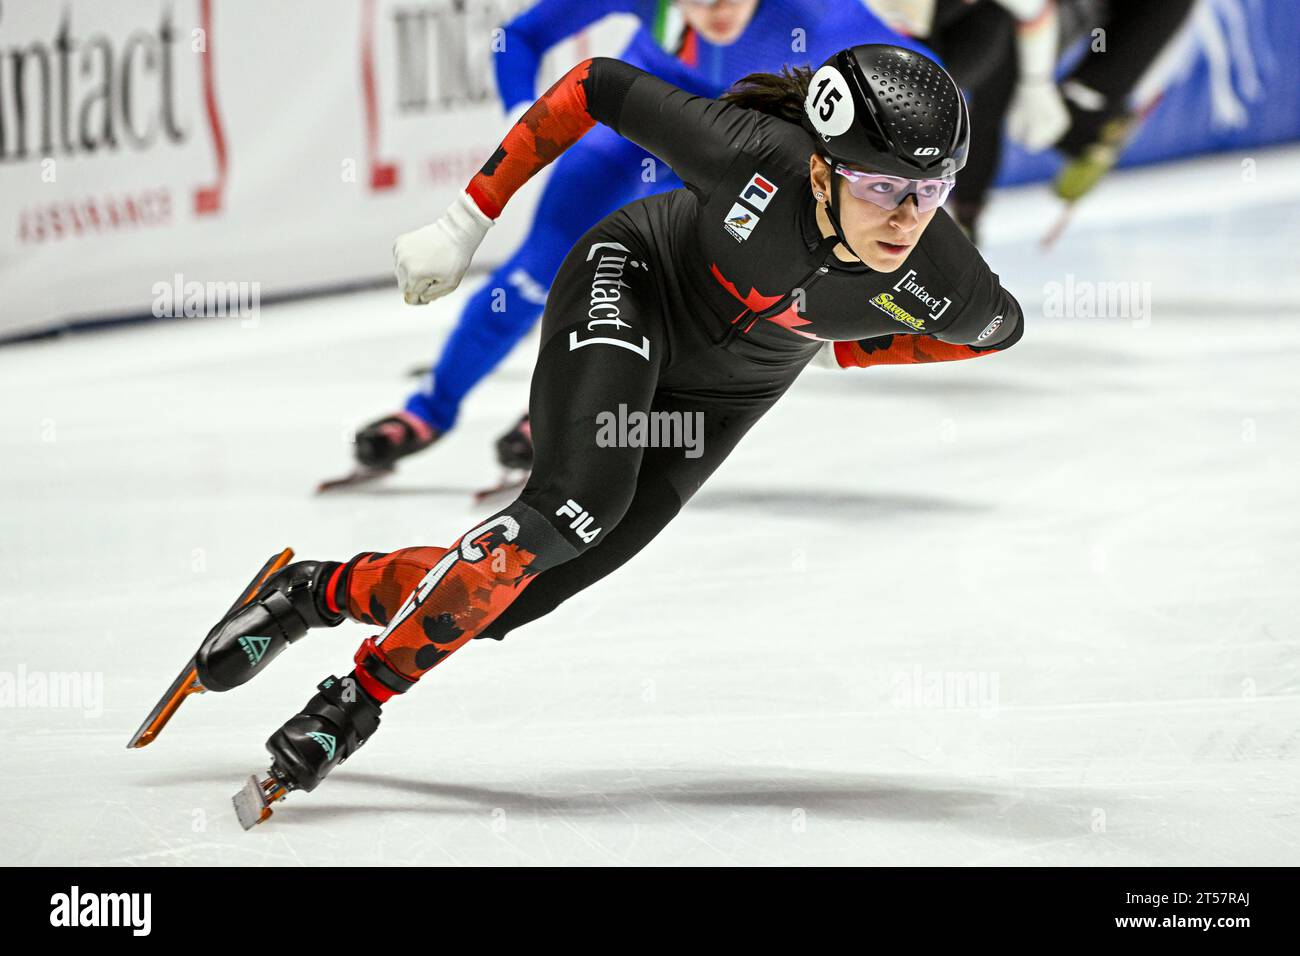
[126,548,294,749]
[222,547,295,619]
[316,466,394,494]
[125,661,205,749]
[232,773,288,830]
[473,469,529,506]
[1040,202,1075,251]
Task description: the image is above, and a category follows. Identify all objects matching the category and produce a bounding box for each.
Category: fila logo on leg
[555,499,602,545]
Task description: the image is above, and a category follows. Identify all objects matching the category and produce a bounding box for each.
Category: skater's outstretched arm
[394,57,762,304]
[822,325,1020,368]
[819,254,1024,368]
[468,56,762,219]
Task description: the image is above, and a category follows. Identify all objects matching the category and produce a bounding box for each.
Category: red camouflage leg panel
[345,548,450,627]
[350,540,540,683]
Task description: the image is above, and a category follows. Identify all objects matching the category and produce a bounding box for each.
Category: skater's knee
[517,475,637,556]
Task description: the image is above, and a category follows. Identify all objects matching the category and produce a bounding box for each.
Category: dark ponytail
[722,65,814,126]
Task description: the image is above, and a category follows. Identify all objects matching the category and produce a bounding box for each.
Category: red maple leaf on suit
[709,263,822,340]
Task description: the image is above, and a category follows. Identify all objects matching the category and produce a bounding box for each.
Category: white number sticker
[805,65,855,138]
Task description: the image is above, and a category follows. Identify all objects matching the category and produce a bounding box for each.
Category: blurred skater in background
[867,0,1197,242]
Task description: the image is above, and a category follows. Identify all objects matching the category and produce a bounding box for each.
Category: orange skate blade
[223,547,296,617]
[126,548,295,749]
[126,663,206,749]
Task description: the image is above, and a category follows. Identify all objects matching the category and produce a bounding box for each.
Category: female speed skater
[129,44,1024,826]
[338,0,932,488]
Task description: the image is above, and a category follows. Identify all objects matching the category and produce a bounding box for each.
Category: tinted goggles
[834,166,955,213]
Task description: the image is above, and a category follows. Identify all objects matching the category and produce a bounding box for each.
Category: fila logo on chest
[740,173,778,211]
[723,172,779,242]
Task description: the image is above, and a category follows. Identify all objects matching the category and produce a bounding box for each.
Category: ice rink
[3,147,1298,866]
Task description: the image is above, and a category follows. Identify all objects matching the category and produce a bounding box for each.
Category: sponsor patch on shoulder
[723,203,759,242]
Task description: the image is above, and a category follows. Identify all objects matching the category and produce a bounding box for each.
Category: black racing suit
[355,58,1023,687]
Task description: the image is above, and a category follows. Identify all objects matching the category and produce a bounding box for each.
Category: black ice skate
[232,674,383,829]
[1042,109,1144,249]
[317,411,441,493]
[126,549,344,749]
[495,413,534,470]
[474,413,533,504]
[193,558,344,691]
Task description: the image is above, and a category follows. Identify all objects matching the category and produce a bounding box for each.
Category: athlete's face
[809,155,938,271]
[677,0,760,45]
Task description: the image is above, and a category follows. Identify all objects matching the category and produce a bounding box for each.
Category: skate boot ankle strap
[262,674,383,794]
[304,675,382,751]
[293,561,347,629]
[354,637,417,699]
[235,560,346,635]
[257,590,309,642]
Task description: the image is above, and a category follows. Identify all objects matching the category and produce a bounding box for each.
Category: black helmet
[803,44,970,178]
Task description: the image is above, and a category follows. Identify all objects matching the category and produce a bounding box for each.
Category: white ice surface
[2,146,1298,866]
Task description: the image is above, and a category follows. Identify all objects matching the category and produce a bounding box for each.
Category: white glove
[393,191,494,305]
[990,0,1048,20]
[1007,78,1071,152]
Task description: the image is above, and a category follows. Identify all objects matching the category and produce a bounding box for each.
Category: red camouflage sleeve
[465,56,760,219]
[467,59,597,220]
[831,336,995,367]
